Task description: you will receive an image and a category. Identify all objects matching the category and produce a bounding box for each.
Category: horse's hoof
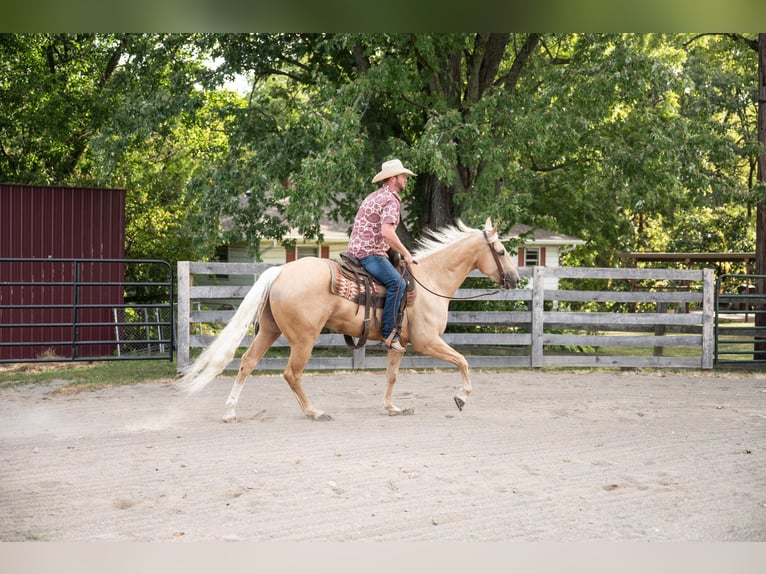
[386,406,414,416]
[453,395,465,411]
[312,413,334,422]
[222,406,237,423]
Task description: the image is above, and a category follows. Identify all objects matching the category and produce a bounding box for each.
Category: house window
[524,247,540,267]
[296,246,318,259]
[285,245,329,261]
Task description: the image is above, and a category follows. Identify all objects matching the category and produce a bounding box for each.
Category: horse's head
[477,218,519,289]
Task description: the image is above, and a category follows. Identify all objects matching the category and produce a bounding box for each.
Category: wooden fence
[177,262,715,372]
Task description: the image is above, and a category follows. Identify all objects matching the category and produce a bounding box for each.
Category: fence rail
[177,261,717,372]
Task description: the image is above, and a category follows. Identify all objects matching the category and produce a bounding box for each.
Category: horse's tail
[177,265,283,395]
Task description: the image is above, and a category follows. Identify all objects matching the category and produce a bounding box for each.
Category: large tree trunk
[756,33,766,359]
[413,34,540,233]
[418,173,457,231]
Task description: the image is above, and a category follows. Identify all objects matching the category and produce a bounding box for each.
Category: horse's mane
[411,220,479,260]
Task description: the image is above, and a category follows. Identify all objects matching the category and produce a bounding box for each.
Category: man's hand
[381,223,414,265]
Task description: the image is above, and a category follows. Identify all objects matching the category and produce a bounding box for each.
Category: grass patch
[0,359,177,392]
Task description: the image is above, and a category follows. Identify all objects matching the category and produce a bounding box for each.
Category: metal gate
[715,274,766,365]
[0,258,173,363]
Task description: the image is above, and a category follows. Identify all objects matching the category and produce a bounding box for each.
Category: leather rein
[405,230,510,301]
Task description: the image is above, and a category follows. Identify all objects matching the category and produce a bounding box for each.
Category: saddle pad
[327,260,414,308]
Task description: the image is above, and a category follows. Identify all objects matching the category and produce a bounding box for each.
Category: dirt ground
[1,367,765,542]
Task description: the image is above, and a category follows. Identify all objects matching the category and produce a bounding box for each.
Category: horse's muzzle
[501,273,518,290]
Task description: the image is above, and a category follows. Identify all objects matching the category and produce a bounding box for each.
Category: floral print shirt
[347,185,401,258]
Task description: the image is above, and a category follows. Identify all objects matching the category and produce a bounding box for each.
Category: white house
[224,218,352,267]
[210,219,585,292]
[214,190,585,280]
[506,223,586,290]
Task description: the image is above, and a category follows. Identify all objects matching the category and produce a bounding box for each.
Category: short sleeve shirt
[347,185,401,258]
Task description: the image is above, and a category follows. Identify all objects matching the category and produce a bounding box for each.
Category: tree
[199,33,556,249]
[0,33,225,271]
[637,34,760,264]
[0,34,128,183]
[204,33,757,270]
[94,90,237,264]
[3,33,760,283]
[757,32,765,357]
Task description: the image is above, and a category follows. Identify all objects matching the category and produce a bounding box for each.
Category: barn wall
[0,184,126,360]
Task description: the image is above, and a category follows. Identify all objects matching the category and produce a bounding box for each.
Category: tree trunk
[418,173,456,231]
[756,33,766,359]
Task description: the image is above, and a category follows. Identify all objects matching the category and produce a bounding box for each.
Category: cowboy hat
[371,159,416,183]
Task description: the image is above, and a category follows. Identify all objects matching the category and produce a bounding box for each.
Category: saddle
[329,250,414,349]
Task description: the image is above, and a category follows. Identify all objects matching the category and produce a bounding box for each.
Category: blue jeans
[359,254,408,340]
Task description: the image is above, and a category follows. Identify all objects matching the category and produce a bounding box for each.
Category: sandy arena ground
[1,367,765,542]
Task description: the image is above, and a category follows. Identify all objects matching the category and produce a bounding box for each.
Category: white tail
[177,266,283,395]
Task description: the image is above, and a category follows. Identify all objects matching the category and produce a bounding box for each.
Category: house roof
[282,220,585,247]
[226,192,585,248]
[506,224,586,247]
[283,219,351,244]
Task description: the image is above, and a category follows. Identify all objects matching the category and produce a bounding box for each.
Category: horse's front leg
[383,350,412,415]
[414,336,472,411]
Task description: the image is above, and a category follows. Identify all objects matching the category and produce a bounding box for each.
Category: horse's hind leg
[222,312,281,423]
[283,341,332,421]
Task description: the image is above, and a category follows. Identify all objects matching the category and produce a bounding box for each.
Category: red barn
[0,184,126,360]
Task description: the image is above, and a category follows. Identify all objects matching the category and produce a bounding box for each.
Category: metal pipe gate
[0,258,174,363]
[715,274,766,365]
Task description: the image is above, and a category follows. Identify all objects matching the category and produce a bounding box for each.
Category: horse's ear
[485,217,492,231]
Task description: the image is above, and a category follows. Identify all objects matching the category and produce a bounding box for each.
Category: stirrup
[390,339,406,352]
[384,331,405,352]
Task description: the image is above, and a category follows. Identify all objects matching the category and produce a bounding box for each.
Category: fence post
[701,268,715,369]
[531,266,545,367]
[653,301,667,356]
[352,346,366,370]
[177,261,190,372]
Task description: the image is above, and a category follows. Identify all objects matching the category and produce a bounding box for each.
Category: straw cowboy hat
[371,159,416,183]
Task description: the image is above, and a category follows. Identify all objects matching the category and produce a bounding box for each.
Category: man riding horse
[347,159,416,353]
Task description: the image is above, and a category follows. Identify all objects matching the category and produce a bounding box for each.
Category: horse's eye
[497,249,505,256]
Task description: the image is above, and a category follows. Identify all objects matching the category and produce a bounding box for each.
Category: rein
[405,230,507,301]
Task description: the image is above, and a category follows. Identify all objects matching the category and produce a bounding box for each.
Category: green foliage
[1,33,761,272]
[1,34,120,183]
[205,32,760,268]
[0,33,222,276]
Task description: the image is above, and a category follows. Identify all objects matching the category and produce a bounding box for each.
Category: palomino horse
[178,218,519,421]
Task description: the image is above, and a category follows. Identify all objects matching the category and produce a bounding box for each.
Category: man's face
[392,174,408,192]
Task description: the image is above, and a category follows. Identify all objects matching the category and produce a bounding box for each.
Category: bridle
[483,229,515,290]
[405,230,513,301]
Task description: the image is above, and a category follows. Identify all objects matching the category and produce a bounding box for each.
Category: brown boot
[390,338,406,352]
[384,332,406,352]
